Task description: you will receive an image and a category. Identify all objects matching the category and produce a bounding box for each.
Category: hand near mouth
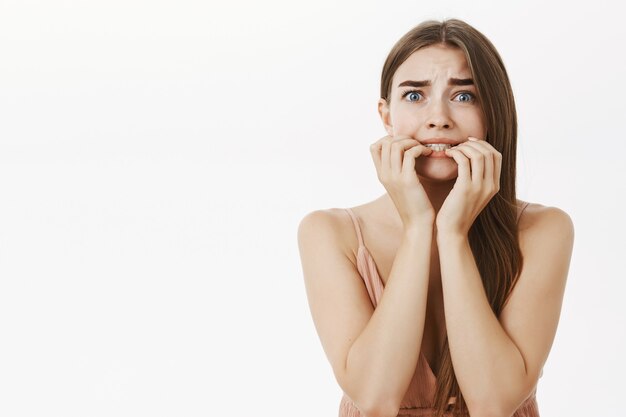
[435,136,503,236]
[370,134,437,227]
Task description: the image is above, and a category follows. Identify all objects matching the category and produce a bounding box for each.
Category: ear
[377,98,393,136]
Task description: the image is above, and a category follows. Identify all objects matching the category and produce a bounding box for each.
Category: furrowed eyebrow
[397,78,474,87]
[450,77,474,86]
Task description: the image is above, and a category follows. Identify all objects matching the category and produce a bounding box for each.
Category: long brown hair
[380,19,524,417]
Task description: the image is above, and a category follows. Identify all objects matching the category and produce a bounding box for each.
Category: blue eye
[402,90,422,102]
[455,92,475,103]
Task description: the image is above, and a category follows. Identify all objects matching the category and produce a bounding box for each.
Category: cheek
[475,108,487,132]
[392,107,422,130]
[459,111,486,134]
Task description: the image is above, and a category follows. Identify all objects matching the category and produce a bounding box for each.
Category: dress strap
[344,208,364,248]
[517,201,530,224]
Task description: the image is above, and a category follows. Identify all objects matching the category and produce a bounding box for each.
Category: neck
[380,177,456,228]
[417,176,456,214]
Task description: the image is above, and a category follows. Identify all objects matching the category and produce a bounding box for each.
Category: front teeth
[425,143,453,151]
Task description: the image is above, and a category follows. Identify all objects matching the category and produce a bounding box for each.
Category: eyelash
[401,89,476,103]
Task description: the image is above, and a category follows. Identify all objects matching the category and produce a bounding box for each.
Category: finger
[390,138,420,175]
[402,144,432,178]
[385,135,413,174]
[494,151,502,188]
[444,147,471,184]
[450,142,484,185]
[464,139,492,183]
[467,137,500,188]
[381,135,393,174]
[369,136,388,174]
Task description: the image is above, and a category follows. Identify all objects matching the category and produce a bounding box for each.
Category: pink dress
[339,204,540,417]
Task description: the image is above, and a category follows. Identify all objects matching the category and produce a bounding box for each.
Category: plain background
[0,0,624,416]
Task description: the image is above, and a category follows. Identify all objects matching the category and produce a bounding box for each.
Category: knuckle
[405,148,419,158]
[407,144,421,152]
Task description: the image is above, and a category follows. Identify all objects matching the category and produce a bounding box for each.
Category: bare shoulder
[519,203,574,239]
[296,207,379,402]
[518,201,575,248]
[297,208,359,261]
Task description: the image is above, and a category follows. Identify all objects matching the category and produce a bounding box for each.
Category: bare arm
[436,207,574,417]
[298,210,434,417]
[344,220,434,414]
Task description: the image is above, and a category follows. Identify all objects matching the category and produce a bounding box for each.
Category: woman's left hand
[435,136,502,236]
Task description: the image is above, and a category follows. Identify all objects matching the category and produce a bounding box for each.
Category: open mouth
[424,143,458,152]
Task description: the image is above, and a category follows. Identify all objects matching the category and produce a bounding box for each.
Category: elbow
[465,397,509,417]
[466,403,512,417]
[360,400,399,417]
[351,385,401,417]
[465,410,504,417]
[340,388,398,417]
[466,380,538,417]
[335,363,400,417]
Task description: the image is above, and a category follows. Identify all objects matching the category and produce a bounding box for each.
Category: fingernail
[468,137,477,141]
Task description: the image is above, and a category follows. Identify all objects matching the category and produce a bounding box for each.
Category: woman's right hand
[370,135,435,228]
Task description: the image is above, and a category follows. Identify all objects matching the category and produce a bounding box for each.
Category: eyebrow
[397,78,474,87]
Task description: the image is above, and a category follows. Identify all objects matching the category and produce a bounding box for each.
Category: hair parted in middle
[379,18,522,417]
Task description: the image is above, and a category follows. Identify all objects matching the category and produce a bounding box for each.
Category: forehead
[393,45,471,87]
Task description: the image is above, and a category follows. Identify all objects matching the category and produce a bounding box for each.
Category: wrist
[405,215,435,229]
[403,218,435,238]
[436,229,468,245]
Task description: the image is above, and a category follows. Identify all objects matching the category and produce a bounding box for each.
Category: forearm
[437,233,526,416]
[345,221,433,414]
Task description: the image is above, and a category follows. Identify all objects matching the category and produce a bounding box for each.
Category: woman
[297,19,574,417]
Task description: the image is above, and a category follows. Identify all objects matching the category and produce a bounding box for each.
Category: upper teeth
[425,143,453,150]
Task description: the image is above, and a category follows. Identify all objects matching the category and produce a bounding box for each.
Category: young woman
[297,19,574,417]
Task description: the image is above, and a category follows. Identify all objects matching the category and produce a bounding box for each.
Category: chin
[415,159,459,182]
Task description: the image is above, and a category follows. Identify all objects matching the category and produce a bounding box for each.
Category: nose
[426,100,452,129]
